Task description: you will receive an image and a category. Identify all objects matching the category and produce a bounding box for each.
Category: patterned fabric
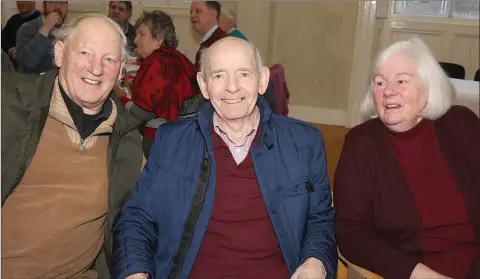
[131,46,198,121]
[213,108,260,165]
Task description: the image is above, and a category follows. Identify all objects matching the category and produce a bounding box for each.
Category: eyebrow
[211,67,254,73]
[396,72,413,76]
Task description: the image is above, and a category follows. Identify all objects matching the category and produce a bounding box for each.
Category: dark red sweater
[334,106,480,279]
[388,119,478,278]
[189,129,290,279]
[195,27,227,70]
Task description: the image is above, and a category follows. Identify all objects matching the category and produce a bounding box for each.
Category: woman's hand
[410,263,453,279]
[113,85,127,98]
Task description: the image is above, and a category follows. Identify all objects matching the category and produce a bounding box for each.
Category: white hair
[53,13,129,59]
[360,36,455,120]
[198,39,265,82]
[221,7,237,26]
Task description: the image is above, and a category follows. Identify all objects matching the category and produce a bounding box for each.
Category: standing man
[16,1,68,74]
[2,14,144,279]
[108,1,136,52]
[1,1,41,65]
[219,7,248,41]
[112,37,337,279]
[190,0,227,70]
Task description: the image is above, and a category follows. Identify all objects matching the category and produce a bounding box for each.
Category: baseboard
[288,105,347,127]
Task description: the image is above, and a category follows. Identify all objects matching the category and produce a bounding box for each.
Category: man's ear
[197,72,210,100]
[54,40,66,68]
[118,59,126,82]
[258,67,270,96]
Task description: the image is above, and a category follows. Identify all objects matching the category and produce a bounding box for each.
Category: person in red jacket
[115,10,200,156]
[334,37,480,279]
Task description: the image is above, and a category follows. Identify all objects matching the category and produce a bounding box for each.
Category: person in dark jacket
[108,1,136,52]
[112,37,337,279]
[1,1,41,67]
[334,37,480,279]
[16,1,68,74]
[1,14,144,279]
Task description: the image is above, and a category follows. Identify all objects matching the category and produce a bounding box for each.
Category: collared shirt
[200,25,219,43]
[213,107,260,165]
[58,80,112,140]
[227,27,236,34]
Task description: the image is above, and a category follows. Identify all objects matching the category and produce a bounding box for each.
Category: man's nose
[227,77,239,93]
[88,59,103,76]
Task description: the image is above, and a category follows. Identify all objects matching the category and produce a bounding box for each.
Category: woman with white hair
[334,37,480,279]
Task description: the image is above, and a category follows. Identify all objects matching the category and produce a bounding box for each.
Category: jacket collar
[197,95,275,149]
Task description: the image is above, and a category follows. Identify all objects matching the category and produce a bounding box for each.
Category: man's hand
[410,263,452,279]
[290,257,327,279]
[125,273,148,279]
[9,47,17,59]
[40,12,62,36]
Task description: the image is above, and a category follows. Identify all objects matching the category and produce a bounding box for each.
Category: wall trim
[288,105,346,127]
[345,1,378,128]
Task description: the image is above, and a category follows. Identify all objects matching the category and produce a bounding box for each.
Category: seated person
[16,1,68,74]
[334,37,480,279]
[112,37,337,279]
[114,10,200,156]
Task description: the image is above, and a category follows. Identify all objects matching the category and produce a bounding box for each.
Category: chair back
[269,64,290,116]
[438,62,465,79]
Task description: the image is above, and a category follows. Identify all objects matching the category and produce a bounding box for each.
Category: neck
[214,107,259,144]
[20,11,33,18]
[117,20,127,28]
[200,24,216,37]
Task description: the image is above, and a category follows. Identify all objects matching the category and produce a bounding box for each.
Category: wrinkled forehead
[191,1,207,11]
[377,53,417,75]
[110,1,128,10]
[209,47,256,72]
[70,22,123,56]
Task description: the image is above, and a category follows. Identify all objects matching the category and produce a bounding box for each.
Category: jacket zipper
[79,138,85,152]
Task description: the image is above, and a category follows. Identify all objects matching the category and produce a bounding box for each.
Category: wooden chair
[438,62,465,79]
[337,250,383,279]
[332,191,383,279]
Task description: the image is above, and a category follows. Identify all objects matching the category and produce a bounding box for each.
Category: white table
[450,78,479,116]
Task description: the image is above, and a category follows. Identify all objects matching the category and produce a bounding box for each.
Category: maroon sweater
[195,27,227,70]
[334,106,480,279]
[189,129,290,279]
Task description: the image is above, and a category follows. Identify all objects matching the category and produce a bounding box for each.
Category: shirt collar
[58,79,112,138]
[227,27,236,34]
[200,25,219,43]
[213,106,260,147]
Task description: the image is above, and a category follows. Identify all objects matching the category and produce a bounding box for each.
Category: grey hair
[360,36,455,120]
[53,13,129,59]
[135,10,178,49]
[221,7,237,27]
[199,39,265,82]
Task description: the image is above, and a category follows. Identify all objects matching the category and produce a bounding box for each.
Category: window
[394,0,479,19]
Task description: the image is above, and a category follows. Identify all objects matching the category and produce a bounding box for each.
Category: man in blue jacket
[113,37,337,279]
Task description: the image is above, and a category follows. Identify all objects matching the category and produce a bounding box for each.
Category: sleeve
[299,128,338,279]
[112,128,165,279]
[132,59,184,121]
[124,100,157,123]
[16,23,52,71]
[1,18,16,53]
[333,131,420,279]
